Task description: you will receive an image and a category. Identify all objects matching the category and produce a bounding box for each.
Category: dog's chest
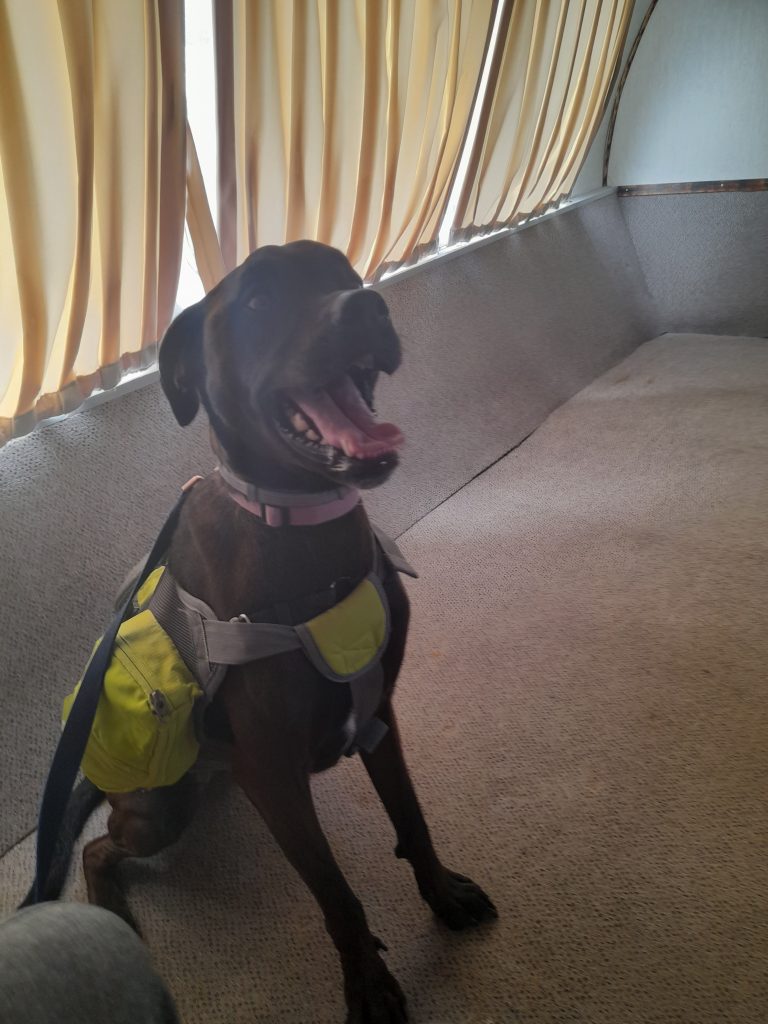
[173,497,373,625]
[236,532,371,625]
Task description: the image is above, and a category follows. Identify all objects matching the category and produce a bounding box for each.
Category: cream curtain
[0,0,186,445]
[452,0,634,240]
[209,0,495,281]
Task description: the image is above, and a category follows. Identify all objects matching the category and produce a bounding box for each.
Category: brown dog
[81,241,496,1022]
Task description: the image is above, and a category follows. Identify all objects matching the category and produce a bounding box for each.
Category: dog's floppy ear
[159,300,205,426]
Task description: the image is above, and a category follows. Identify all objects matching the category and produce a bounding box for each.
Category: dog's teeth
[291,412,309,432]
[306,429,320,442]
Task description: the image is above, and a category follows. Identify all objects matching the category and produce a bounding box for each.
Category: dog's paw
[85,874,142,936]
[421,868,498,931]
[344,954,408,1023]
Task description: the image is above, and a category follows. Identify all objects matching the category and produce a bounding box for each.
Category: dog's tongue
[290,376,404,460]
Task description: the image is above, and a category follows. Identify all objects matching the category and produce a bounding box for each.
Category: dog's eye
[247,293,271,313]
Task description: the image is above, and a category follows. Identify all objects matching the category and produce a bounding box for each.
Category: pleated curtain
[451,0,634,240]
[209,0,496,280]
[0,0,186,444]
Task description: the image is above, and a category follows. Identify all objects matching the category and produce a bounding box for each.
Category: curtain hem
[370,188,568,284]
[0,342,159,448]
[447,191,566,248]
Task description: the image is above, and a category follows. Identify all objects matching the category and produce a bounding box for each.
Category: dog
[69,241,496,1022]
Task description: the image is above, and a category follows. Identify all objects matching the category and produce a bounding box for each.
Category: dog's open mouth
[275,363,404,466]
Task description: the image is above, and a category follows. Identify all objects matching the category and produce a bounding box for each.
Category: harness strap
[347,666,390,755]
[158,573,390,683]
[371,525,418,579]
[201,618,300,665]
[27,488,192,905]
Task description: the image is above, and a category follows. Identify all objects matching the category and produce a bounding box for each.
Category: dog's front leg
[361,700,497,931]
[232,742,408,1023]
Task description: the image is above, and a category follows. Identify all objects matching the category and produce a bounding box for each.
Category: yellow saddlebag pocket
[62,570,203,792]
[296,574,390,682]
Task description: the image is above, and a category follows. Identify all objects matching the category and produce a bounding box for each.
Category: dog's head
[159,241,404,490]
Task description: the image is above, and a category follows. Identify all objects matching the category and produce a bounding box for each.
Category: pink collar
[217,465,360,527]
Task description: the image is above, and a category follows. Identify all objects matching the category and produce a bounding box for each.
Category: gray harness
[123,526,416,755]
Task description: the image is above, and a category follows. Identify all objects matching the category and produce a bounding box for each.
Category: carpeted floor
[2,333,766,1023]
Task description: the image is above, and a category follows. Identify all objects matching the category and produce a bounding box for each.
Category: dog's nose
[331,288,391,330]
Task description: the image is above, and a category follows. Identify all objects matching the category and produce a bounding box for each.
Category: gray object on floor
[2,333,766,1023]
[0,903,179,1023]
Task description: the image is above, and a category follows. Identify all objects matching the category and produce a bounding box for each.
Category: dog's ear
[159,300,205,426]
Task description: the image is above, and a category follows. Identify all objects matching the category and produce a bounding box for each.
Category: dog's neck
[217,462,360,528]
[203,409,362,526]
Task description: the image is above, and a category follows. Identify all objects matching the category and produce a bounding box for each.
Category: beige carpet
[2,333,766,1023]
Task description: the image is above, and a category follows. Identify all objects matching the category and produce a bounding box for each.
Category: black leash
[26,488,191,905]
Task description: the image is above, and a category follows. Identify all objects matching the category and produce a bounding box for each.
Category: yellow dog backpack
[62,527,415,793]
